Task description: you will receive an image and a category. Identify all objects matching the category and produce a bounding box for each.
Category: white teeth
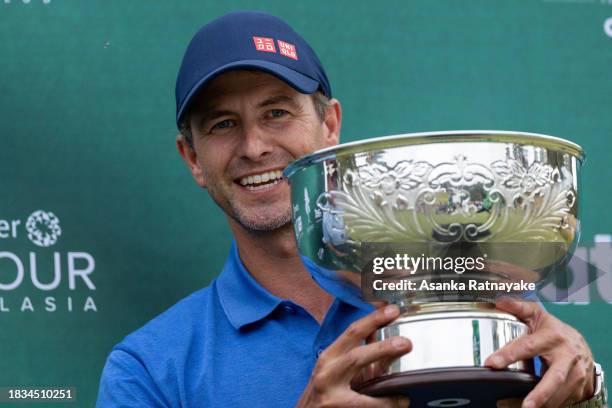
[239,170,284,187]
[245,179,281,191]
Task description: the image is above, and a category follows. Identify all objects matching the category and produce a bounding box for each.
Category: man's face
[178,70,341,232]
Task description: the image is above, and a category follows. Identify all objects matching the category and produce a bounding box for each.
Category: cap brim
[177,60,320,126]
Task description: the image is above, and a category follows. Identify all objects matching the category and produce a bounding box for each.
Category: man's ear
[176,134,207,189]
[323,98,342,147]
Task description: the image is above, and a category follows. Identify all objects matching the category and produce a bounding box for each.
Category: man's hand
[485,297,595,408]
[295,304,411,407]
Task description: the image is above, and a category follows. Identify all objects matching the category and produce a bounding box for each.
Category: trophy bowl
[285,131,583,407]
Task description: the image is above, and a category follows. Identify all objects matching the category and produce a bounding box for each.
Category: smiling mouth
[237,169,285,191]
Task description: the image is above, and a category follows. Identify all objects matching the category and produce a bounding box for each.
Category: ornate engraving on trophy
[316,148,577,245]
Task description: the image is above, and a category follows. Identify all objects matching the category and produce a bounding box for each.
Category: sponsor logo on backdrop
[26,210,61,247]
[555,234,612,305]
[605,17,612,37]
[0,210,96,313]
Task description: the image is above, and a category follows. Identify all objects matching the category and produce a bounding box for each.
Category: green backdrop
[1,1,611,406]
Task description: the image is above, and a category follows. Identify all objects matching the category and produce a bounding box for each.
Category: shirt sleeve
[96,349,169,408]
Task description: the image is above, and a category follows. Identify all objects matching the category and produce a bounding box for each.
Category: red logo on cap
[277,40,298,60]
[253,36,276,53]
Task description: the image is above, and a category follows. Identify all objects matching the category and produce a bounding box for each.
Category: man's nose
[238,123,274,161]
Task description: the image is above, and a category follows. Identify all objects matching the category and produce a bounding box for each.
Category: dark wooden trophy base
[355,367,539,407]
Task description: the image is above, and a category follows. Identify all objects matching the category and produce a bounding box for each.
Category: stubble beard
[229,199,292,232]
[206,179,293,233]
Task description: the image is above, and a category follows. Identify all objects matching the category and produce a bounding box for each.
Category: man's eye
[268,109,287,118]
[211,119,234,131]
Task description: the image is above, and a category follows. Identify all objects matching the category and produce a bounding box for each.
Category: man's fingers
[315,392,409,408]
[308,306,409,406]
[494,297,543,327]
[548,372,587,408]
[326,305,401,354]
[485,333,547,368]
[378,395,410,408]
[521,356,576,408]
[352,394,409,408]
[547,357,594,408]
[335,336,411,381]
[368,353,404,378]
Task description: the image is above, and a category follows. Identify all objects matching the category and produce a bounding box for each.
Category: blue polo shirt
[96,242,371,407]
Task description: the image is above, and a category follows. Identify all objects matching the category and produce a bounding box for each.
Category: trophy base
[353,303,538,407]
[356,366,539,407]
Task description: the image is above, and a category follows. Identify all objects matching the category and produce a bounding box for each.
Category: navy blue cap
[175,11,332,127]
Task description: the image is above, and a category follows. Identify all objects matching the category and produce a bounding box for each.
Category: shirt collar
[216,241,282,330]
[216,241,373,330]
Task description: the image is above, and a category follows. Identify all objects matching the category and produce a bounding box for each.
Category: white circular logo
[26,210,62,247]
[605,17,612,38]
[427,398,471,407]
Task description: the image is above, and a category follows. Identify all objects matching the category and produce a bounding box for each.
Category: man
[97,11,602,408]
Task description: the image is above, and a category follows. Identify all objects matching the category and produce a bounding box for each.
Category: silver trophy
[285,131,582,407]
